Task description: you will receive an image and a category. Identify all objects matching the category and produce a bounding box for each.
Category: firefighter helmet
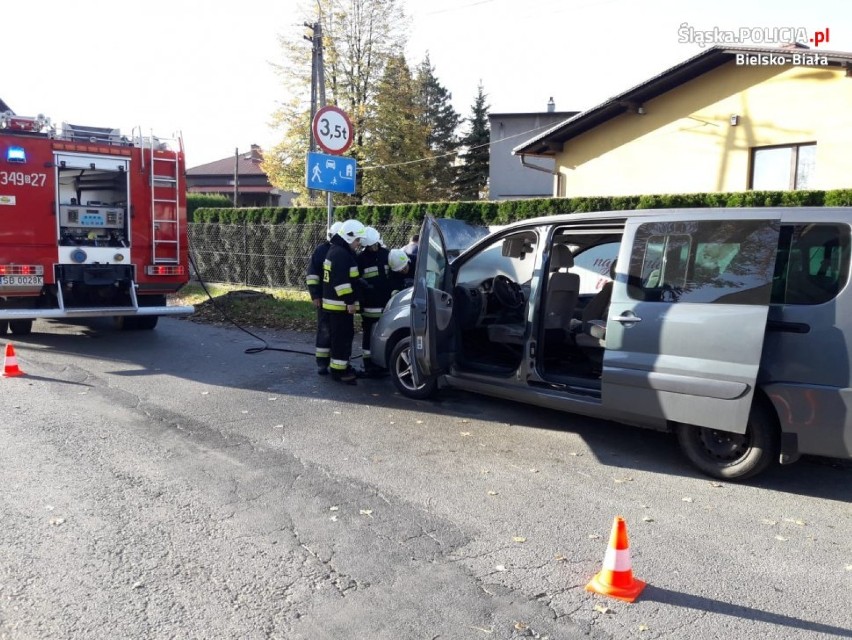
[363,226,381,247]
[338,219,366,244]
[388,249,410,272]
[327,221,343,240]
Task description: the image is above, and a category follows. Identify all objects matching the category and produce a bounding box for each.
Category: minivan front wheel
[676,401,780,480]
[390,336,437,399]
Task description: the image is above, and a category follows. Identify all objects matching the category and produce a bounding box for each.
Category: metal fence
[187,222,420,288]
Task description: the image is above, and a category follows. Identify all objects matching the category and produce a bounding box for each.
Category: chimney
[547,97,555,113]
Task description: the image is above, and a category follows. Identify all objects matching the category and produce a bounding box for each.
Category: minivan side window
[627,220,779,304]
[771,224,850,305]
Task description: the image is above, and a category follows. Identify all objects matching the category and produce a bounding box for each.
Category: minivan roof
[498,206,852,230]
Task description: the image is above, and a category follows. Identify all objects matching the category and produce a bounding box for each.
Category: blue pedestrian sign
[305,152,357,195]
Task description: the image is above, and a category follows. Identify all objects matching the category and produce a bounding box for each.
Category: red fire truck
[0,109,193,334]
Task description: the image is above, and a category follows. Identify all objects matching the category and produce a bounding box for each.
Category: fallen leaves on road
[359,509,373,517]
[642,516,654,522]
[512,536,527,543]
[461,432,472,437]
[593,604,614,614]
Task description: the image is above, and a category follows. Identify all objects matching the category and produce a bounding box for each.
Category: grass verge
[169,282,320,332]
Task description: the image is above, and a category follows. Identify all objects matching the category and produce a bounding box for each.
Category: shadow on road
[645,585,852,638]
[7,317,850,502]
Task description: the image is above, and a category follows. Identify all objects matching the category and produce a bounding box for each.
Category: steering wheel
[492,275,525,310]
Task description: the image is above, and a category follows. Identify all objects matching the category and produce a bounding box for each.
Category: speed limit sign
[312,106,354,155]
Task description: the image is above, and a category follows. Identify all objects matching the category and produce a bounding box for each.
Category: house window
[750,143,816,190]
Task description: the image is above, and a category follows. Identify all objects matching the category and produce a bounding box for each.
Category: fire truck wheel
[136,316,159,331]
[9,320,32,335]
[114,316,139,331]
[0,321,7,335]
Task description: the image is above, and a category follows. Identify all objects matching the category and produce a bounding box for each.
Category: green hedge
[190,188,852,227]
[187,194,231,220]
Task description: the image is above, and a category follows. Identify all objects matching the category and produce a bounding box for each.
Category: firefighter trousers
[328,311,355,375]
[315,307,331,368]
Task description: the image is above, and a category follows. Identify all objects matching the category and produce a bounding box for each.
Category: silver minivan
[371,208,852,480]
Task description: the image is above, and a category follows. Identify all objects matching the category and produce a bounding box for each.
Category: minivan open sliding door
[602,214,781,433]
[411,217,455,385]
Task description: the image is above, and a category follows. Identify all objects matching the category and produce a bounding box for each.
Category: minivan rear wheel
[390,336,437,399]
[676,400,780,480]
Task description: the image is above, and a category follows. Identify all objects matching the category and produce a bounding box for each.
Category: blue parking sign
[305,152,357,195]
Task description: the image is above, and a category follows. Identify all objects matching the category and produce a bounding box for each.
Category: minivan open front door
[603,214,781,434]
[411,217,455,386]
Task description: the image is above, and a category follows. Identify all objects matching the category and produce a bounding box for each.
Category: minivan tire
[390,336,437,400]
[676,400,780,480]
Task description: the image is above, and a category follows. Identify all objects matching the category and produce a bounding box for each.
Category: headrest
[609,259,617,280]
[551,244,574,271]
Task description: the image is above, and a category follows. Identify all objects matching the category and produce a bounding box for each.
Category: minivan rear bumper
[764,383,852,460]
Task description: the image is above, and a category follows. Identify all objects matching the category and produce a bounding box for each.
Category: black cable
[186,250,316,357]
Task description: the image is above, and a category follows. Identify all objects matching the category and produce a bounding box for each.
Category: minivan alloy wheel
[389,336,437,399]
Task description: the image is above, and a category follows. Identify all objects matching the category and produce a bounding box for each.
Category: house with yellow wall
[514,45,852,198]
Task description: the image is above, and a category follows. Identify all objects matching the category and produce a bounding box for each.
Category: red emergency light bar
[0,264,43,275]
[146,265,186,276]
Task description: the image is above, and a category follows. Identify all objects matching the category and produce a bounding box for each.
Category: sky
[3,0,849,168]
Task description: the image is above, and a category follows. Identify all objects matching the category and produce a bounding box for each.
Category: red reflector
[0,264,43,276]
[146,265,186,276]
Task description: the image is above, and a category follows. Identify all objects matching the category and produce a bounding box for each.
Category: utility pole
[304,18,333,229]
[233,147,239,207]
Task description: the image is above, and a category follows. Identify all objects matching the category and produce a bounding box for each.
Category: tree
[263,0,407,205]
[415,54,461,202]
[362,53,430,203]
[454,82,490,200]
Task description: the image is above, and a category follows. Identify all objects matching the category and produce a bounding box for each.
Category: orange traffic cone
[2,343,24,377]
[585,516,646,602]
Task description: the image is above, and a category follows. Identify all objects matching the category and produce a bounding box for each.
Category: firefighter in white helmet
[387,248,414,296]
[356,226,391,377]
[306,220,342,374]
[322,219,367,384]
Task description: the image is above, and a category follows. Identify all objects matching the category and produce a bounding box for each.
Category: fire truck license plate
[0,275,43,286]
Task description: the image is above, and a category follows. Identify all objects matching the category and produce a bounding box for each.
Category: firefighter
[323,219,367,384]
[356,227,391,377]
[306,220,342,375]
[388,248,413,295]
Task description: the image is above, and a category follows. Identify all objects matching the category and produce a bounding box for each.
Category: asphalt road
[0,317,849,640]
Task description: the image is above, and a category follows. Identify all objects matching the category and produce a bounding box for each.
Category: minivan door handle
[613,312,642,325]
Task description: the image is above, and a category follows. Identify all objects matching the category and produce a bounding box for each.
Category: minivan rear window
[771,224,850,305]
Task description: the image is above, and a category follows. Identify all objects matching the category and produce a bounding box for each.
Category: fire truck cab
[0,109,193,334]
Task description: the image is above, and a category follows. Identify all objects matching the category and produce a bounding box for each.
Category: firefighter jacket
[306,240,331,300]
[357,246,391,319]
[322,235,361,312]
